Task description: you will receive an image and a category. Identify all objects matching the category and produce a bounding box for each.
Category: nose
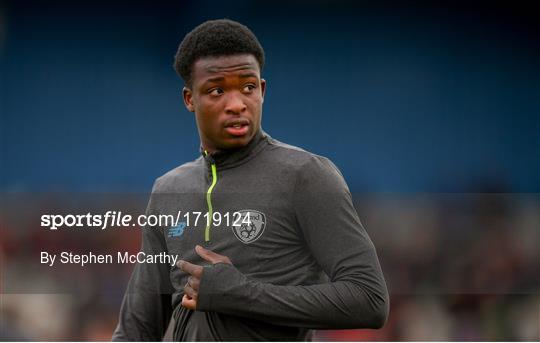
[224,92,247,115]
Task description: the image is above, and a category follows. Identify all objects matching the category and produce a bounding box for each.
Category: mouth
[224,119,250,137]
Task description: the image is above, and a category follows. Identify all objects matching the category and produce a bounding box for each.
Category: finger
[187,276,200,291]
[182,294,197,310]
[183,283,198,301]
[177,260,203,278]
[195,245,232,265]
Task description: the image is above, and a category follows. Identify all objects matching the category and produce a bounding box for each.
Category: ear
[260,78,266,103]
[182,87,195,112]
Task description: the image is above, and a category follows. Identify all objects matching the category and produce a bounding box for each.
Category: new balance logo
[168,222,186,237]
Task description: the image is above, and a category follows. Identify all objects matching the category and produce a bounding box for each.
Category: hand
[177,244,233,310]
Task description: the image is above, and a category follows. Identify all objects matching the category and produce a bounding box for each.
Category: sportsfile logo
[40,211,251,231]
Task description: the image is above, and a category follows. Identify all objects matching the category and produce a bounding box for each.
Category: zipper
[204,151,218,242]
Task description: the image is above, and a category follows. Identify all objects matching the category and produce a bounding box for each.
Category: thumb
[195,245,232,265]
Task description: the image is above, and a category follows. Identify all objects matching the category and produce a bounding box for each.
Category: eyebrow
[205,76,225,83]
[203,73,258,84]
[239,73,258,79]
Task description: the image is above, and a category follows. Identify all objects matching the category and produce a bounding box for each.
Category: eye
[208,88,224,96]
[243,84,256,93]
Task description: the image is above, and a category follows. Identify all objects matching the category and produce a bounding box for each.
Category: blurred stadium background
[1,0,539,340]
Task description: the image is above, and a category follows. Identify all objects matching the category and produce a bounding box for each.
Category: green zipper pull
[204,151,218,243]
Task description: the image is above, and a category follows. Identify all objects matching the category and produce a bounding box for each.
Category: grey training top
[112,130,389,341]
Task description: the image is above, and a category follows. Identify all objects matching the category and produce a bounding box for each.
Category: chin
[221,136,252,150]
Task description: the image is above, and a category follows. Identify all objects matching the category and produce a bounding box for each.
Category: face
[183,54,266,153]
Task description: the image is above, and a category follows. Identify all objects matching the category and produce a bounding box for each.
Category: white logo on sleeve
[232,210,266,244]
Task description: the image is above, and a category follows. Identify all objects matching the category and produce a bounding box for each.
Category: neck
[200,129,268,170]
[201,129,261,154]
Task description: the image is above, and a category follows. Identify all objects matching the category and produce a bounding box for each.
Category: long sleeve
[112,183,175,341]
[196,156,389,329]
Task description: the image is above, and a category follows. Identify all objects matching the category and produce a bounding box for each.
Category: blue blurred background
[2,0,538,193]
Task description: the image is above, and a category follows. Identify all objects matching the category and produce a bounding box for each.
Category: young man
[112,19,389,341]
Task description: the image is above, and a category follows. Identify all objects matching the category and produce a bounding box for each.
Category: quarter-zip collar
[200,129,269,171]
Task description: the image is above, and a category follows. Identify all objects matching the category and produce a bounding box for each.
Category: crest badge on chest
[232,210,266,244]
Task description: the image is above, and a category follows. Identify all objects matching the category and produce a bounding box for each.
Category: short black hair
[174,19,265,87]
